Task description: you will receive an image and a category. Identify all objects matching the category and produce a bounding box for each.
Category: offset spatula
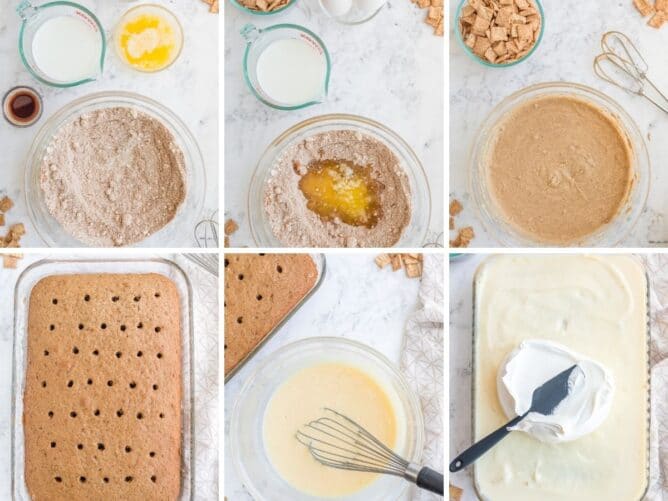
[449,364,578,472]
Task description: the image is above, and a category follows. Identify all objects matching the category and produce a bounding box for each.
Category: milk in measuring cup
[256,38,326,106]
[32,15,102,83]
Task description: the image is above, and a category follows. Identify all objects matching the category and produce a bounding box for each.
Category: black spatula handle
[416,466,444,495]
[449,413,527,473]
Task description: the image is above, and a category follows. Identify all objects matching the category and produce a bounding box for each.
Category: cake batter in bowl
[230,337,424,500]
[469,82,650,247]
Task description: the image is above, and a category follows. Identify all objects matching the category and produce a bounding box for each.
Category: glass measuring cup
[241,23,331,111]
[17,0,106,88]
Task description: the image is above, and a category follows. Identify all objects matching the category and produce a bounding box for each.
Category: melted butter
[263,363,398,497]
[297,159,382,228]
[117,13,179,72]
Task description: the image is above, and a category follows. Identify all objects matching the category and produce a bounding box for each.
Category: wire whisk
[594,31,668,114]
[194,210,220,248]
[296,408,444,495]
[183,253,219,277]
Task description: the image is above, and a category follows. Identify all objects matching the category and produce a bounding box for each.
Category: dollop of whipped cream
[497,340,615,443]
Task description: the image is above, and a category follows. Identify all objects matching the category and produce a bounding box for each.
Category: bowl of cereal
[454,0,544,67]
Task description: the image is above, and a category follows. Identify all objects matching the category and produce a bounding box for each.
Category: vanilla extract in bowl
[3,87,42,127]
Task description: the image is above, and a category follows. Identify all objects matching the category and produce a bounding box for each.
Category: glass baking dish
[470,255,651,501]
[11,258,194,500]
[224,253,326,383]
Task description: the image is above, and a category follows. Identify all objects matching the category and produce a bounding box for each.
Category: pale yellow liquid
[263,363,397,497]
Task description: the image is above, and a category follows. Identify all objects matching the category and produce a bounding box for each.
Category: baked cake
[224,254,318,377]
[23,273,182,501]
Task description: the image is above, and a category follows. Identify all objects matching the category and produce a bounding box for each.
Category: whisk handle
[416,466,444,495]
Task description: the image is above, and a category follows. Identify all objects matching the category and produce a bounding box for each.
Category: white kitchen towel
[401,254,444,501]
[642,256,668,501]
[176,256,219,501]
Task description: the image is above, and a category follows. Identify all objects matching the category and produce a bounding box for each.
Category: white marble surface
[224,1,444,248]
[224,253,430,500]
[0,252,219,499]
[449,0,668,247]
[0,0,218,248]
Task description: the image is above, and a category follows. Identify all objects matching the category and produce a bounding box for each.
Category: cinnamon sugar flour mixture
[263,130,412,247]
[40,107,186,246]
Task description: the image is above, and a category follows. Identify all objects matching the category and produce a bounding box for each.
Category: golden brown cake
[23,273,182,501]
[224,254,318,377]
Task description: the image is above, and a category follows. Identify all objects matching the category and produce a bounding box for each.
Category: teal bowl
[229,0,297,16]
[454,0,545,68]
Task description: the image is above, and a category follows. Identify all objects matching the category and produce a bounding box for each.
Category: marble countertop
[224,253,424,500]
[449,0,668,247]
[224,1,444,248]
[0,253,220,499]
[0,0,218,248]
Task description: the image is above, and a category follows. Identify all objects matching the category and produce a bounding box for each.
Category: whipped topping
[497,339,615,443]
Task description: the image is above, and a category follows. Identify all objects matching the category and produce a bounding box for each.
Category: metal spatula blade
[449,364,578,472]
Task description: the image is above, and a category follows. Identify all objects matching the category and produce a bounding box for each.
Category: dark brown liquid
[11,94,36,120]
[9,92,40,123]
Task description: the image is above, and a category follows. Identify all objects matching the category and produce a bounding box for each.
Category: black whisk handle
[416,467,444,495]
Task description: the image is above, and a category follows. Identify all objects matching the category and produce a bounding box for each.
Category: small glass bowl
[469,82,650,247]
[230,0,297,16]
[318,0,387,25]
[230,336,425,501]
[454,0,545,68]
[113,3,184,73]
[24,91,206,248]
[248,114,431,248]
